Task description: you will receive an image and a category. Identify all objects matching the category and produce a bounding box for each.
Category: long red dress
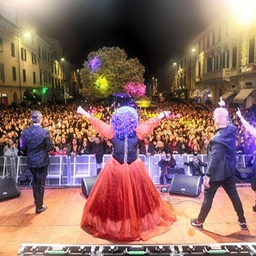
[81,116,176,241]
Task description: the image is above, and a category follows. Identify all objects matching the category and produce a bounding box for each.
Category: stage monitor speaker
[0,177,20,201]
[81,176,97,198]
[165,167,185,183]
[169,174,201,197]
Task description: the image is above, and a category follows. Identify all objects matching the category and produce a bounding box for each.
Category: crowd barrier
[0,154,253,187]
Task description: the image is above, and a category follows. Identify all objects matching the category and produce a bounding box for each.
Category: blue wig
[110,106,138,139]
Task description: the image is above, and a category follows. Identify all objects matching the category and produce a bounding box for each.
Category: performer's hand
[236,108,242,119]
[204,176,210,188]
[218,96,225,107]
[159,111,171,119]
[77,106,90,119]
[163,111,171,118]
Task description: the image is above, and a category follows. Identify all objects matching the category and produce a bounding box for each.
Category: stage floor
[1,184,256,255]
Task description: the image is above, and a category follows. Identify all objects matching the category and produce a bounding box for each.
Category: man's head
[31,110,42,124]
[213,107,228,128]
[144,136,150,144]
[94,137,101,144]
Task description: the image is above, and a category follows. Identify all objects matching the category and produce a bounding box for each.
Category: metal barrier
[0,154,252,186]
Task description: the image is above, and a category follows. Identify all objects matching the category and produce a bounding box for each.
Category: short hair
[31,110,42,124]
[213,107,228,127]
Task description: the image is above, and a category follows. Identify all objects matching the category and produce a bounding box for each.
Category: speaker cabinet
[169,174,202,197]
[165,167,185,183]
[0,177,20,201]
[81,176,97,198]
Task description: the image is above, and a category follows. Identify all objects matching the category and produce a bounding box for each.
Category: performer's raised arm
[136,111,171,140]
[236,108,256,137]
[77,106,114,139]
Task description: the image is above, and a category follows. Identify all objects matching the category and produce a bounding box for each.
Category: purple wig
[110,106,138,139]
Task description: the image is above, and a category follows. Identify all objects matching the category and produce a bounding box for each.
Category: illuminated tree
[124,82,146,98]
[80,47,145,100]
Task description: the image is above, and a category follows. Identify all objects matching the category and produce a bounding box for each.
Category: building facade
[159,10,256,107]
[0,0,76,107]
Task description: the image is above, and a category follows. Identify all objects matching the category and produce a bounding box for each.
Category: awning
[192,90,200,97]
[233,89,255,104]
[221,90,236,101]
[199,88,210,97]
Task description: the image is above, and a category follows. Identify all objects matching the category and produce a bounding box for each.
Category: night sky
[20,0,229,81]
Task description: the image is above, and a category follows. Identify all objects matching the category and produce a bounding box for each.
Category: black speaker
[165,167,185,183]
[0,177,20,201]
[169,174,202,197]
[81,176,97,198]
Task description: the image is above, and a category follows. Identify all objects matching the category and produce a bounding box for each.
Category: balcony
[202,69,237,82]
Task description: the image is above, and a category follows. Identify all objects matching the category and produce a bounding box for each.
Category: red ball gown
[81,116,176,241]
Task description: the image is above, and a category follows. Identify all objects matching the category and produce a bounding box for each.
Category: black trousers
[197,176,246,223]
[30,166,48,208]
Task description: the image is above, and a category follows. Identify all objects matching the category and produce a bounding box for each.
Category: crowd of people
[0,101,255,160]
[0,101,255,158]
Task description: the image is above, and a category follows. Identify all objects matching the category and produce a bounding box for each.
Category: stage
[1,184,256,255]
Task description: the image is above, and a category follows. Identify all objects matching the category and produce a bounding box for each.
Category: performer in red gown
[77,106,176,241]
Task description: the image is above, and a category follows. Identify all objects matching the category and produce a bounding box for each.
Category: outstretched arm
[236,108,256,137]
[77,106,114,139]
[136,111,171,140]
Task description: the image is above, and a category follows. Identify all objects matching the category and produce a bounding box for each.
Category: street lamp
[61,58,67,104]
[172,62,177,91]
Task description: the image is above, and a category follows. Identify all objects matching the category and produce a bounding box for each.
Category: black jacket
[139,141,155,155]
[20,125,54,168]
[158,158,176,170]
[206,111,237,181]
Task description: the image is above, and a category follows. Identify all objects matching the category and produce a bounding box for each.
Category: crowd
[0,101,255,160]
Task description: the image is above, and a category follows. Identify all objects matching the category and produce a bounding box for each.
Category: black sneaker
[238,221,248,230]
[191,218,203,230]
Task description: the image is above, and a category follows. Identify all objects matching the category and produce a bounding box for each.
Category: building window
[39,47,41,58]
[12,66,16,81]
[44,71,47,83]
[22,69,26,82]
[11,43,15,57]
[207,35,210,49]
[31,52,36,64]
[40,69,42,84]
[217,54,221,70]
[218,27,221,42]
[33,71,36,84]
[21,48,26,61]
[0,63,4,81]
[214,55,218,70]
[232,46,237,68]
[207,57,213,72]
[249,38,255,64]
[222,50,229,68]
[212,31,215,45]
[0,38,3,52]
